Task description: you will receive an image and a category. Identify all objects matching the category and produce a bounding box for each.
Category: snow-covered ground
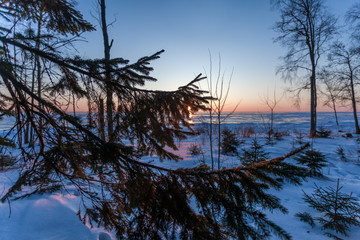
[1,112,360,239]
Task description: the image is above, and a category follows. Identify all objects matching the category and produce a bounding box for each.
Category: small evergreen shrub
[294,148,327,176]
[265,129,275,145]
[274,130,290,140]
[316,127,331,138]
[295,212,315,228]
[0,155,16,170]
[343,133,353,138]
[188,143,203,156]
[197,154,206,166]
[0,137,16,170]
[240,139,269,165]
[324,232,344,240]
[265,129,288,145]
[336,146,346,161]
[303,179,360,237]
[0,137,16,148]
[294,130,306,144]
[221,128,240,155]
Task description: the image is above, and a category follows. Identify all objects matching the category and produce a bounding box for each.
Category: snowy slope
[1,112,360,239]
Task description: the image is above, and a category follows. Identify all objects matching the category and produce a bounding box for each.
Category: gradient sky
[74,0,358,112]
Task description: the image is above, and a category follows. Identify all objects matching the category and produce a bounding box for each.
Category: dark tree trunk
[100,0,113,142]
[332,99,339,127]
[350,74,360,134]
[86,78,93,129]
[310,68,317,138]
[36,10,43,137]
[217,107,221,169]
[98,98,105,141]
[209,110,214,170]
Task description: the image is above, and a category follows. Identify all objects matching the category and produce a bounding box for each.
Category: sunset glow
[2,1,360,239]
[69,0,359,113]
[188,106,192,119]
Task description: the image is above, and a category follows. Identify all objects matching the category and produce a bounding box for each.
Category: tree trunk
[36,9,43,137]
[217,108,221,170]
[270,109,274,134]
[310,71,317,138]
[209,111,214,170]
[98,98,105,141]
[208,101,214,170]
[350,74,360,134]
[72,94,76,116]
[29,54,36,147]
[332,99,339,127]
[100,0,113,142]
[86,77,93,129]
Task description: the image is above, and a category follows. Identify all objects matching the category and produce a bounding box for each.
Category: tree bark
[100,0,113,142]
[332,99,339,127]
[98,98,105,141]
[217,107,221,169]
[86,77,93,129]
[36,8,43,138]
[310,67,317,138]
[209,109,214,171]
[350,73,360,134]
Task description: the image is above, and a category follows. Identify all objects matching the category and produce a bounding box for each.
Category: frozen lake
[1,112,357,133]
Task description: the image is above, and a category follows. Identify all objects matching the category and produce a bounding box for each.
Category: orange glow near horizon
[71,99,353,114]
[188,106,192,119]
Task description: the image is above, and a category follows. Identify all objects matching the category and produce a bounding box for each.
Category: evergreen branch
[124,143,310,175]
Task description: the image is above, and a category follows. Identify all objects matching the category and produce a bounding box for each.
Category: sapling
[316,127,332,138]
[336,146,346,161]
[188,143,203,156]
[294,130,305,144]
[240,139,269,165]
[295,212,315,228]
[303,179,360,237]
[294,147,327,176]
[221,128,240,156]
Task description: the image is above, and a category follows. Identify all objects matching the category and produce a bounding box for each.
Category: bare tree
[99,0,114,142]
[203,53,239,170]
[260,86,283,135]
[326,43,360,133]
[0,2,312,239]
[346,2,360,41]
[273,0,337,137]
[318,69,343,127]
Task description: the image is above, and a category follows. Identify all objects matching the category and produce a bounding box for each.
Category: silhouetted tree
[240,139,270,166]
[221,128,240,155]
[294,148,327,176]
[346,2,360,42]
[326,42,360,133]
[261,87,283,136]
[202,52,239,170]
[318,69,343,127]
[273,0,337,137]
[99,0,114,142]
[303,179,360,238]
[0,1,311,239]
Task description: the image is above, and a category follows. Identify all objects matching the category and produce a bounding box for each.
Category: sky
[74,0,358,112]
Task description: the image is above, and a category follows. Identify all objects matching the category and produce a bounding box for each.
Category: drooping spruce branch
[0,1,311,239]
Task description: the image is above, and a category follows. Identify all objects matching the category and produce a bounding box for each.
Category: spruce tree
[336,146,346,161]
[294,148,327,176]
[240,139,270,165]
[0,1,311,239]
[303,179,360,238]
[221,128,240,156]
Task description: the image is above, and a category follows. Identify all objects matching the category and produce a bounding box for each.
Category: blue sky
[75,0,358,112]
